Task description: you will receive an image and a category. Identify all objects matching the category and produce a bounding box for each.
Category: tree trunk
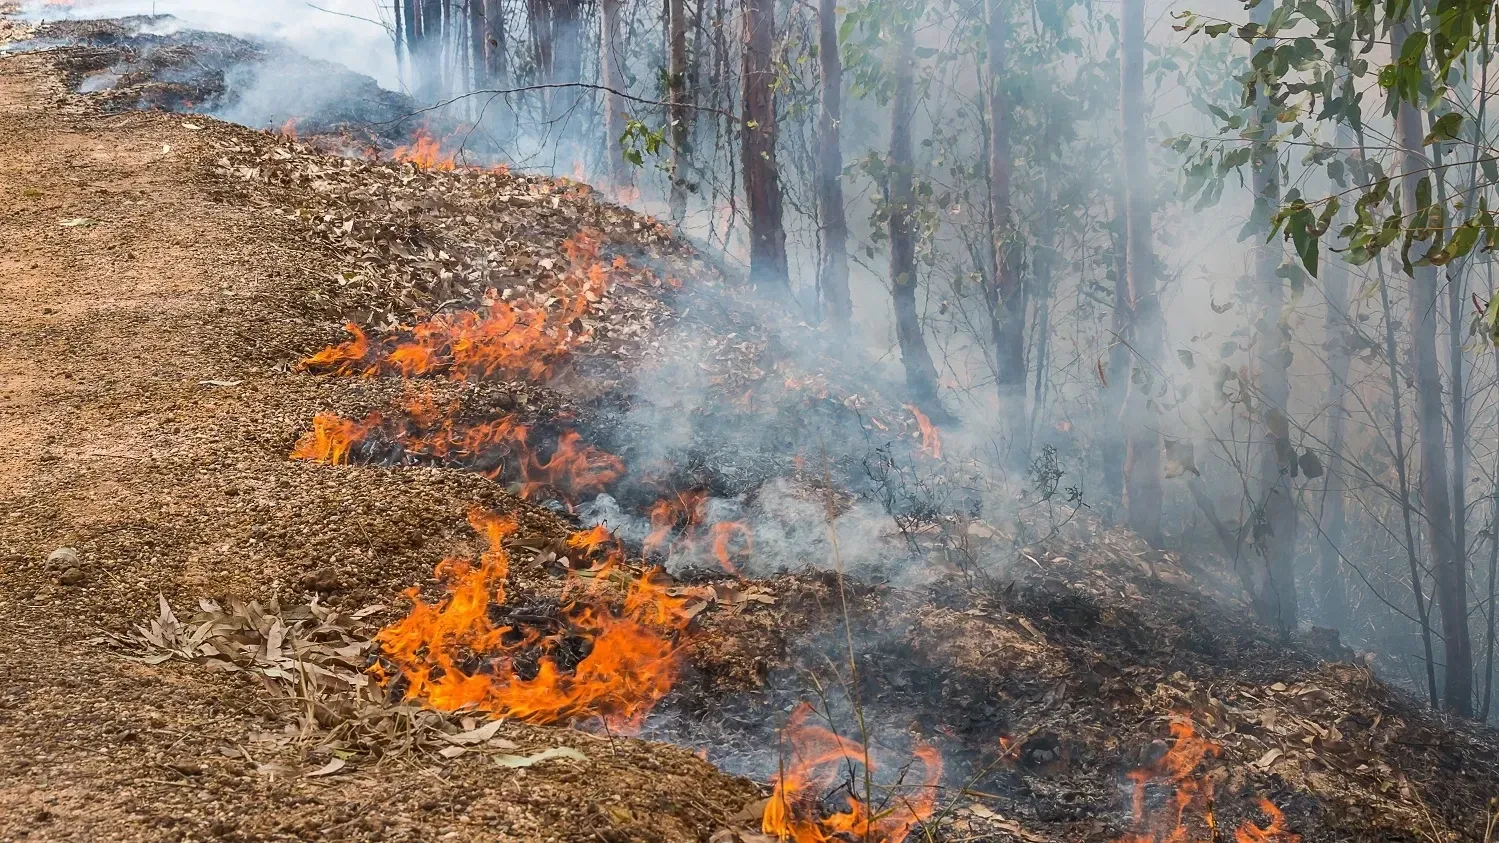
[483,0,510,143]
[1101,193,1130,503]
[599,0,630,187]
[395,1,408,84]
[888,22,943,415]
[550,0,584,140]
[1315,186,1353,628]
[741,0,789,290]
[816,0,851,333]
[469,0,487,90]
[1119,0,1163,545]
[420,0,443,100]
[1314,4,1358,630]
[1393,16,1473,713]
[985,0,1024,438]
[667,0,690,222]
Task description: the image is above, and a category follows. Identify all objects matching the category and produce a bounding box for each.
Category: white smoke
[20,0,400,88]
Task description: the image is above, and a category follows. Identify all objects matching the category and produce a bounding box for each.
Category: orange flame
[1234,799,1299,843]
[290,411,381,465]
[287,400,621,503]
[300,231,612,383]
[393,125,458,170]
[762,704,942,842]
[904,404,942,459]
[373,511,696,732]
[710,521,752,575]
[1120,717,1299,843]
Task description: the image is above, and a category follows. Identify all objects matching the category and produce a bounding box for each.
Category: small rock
[47,547,79,569]
[300,568,343,593]
[57,567,86,586]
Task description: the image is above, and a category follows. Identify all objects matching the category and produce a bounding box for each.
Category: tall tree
[599,0,630,187]
[816,0,852,333]
[667,0,690,222]
[1312,0,1358,630]
[1393,12,1473,713]
[741,0,790,290]
[984,0,1025,445]
[469,0,488,90]
[1247,0,1297,636]
[1119,0,1163,544]
[1100,194,1131,504]
[483,0,510,143]
[888,17,943,413]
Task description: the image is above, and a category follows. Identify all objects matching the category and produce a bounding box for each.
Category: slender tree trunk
[741,0,789,290]
[421,0,443,100]
[395,1,408,85]
[484,0,510,143]
[984,0,1025,444]
[1120,0,1163,545]
[816,0,851,333]
[1314,4,1358,628]
[599,0,630,187]
[1444,38,1488,711]
[888,21,943,415]
[469,0,487,90]
[1486,265,1499,721]
[1101,194,1130,504]
[1316,181,1353,628]
[667,0,690,222]
[1394,14,1473,714]
[550,0,584,144]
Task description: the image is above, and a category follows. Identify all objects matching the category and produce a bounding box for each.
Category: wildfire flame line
[372,511,695,732]
[762,704,943,843]
[289,401,623,502]
[641,488,751,575]
[392,124,458,170]
[1120,716,1300,843]
[301,231,611,383]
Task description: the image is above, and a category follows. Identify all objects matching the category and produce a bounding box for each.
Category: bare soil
[0,53,757,843]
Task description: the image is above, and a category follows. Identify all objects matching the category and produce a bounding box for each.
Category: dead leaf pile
[99,593,558,762]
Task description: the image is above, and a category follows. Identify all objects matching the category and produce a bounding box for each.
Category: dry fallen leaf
[307,757,346,777]
[494,746,589,768]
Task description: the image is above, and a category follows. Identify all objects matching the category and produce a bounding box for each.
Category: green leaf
[1423,112,1463,145]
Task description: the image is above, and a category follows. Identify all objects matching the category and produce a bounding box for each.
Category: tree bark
[741,0,789,290]
[469,0,487,90]
[483,0,510,143]
[1100,193,1130,503]
[816,0,851,333]
[667,0,690,222]
[1393,16,1473,713]
[1315,186,1353,629]
[417,0,442,100]
[599,0,630,187]
[888,21,943,415]
[1119,0,1163,545]
[985,0,1024,432]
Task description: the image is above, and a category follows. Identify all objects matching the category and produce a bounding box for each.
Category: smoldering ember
[5,0,1499,842]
